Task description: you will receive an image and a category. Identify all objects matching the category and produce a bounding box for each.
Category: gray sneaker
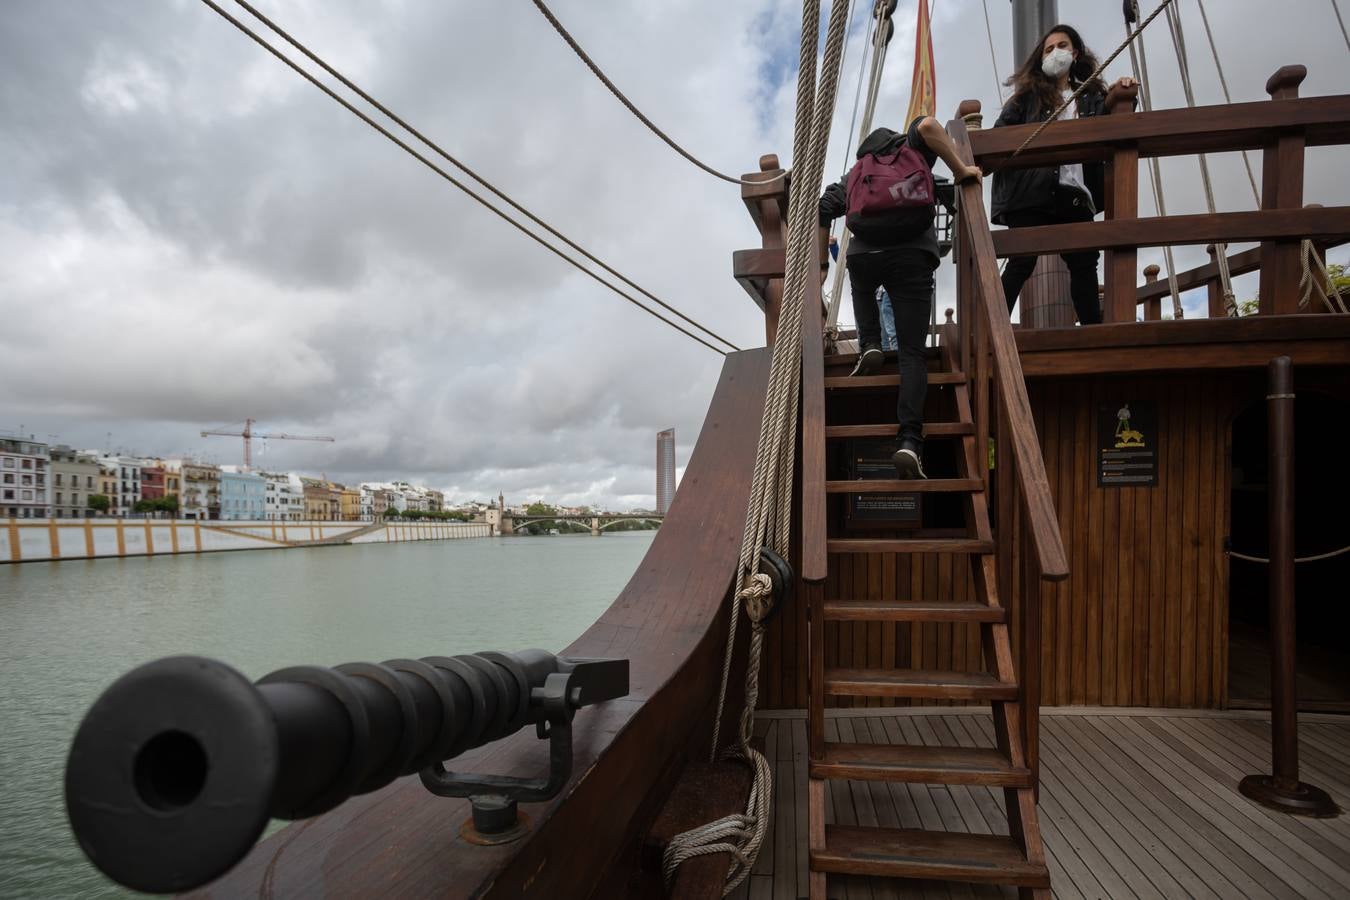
[850,347,884,377]
[892,442,927,480]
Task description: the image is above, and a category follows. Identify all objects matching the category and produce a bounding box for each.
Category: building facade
[140,465,167,501]
[262,472,305,520]
[49,446,101,518]
[301,478,339,520]
[656,428,676,515]
[178,461,221,520]
[220,468,266,520]
[2,437,51,518]
[427,489,444,512]
[338,486,361,521]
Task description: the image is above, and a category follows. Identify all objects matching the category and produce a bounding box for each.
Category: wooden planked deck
[733,708,1350,900]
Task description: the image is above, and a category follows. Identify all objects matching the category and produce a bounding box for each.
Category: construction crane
[200,418,335,469]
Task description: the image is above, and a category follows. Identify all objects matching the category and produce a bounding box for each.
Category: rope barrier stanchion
[665,0,853,891]
[528,0,773,188]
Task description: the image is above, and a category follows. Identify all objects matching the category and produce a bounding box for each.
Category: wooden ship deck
[738,708,1350,899]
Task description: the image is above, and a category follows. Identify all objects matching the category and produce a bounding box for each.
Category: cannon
[65,649,629,894]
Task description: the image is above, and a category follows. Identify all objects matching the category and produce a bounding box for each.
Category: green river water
[0,531,656,898]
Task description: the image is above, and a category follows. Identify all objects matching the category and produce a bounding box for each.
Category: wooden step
[824,423,974,439]
[823,372,965,390]
[827,538,995,554]
[813,825,1050,887]
[810,743,1032,786]
[823,599,1007,623]
[824,668,1018,700]
[825,478,983,493]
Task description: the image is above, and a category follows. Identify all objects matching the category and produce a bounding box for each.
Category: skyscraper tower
[656,429,676,515]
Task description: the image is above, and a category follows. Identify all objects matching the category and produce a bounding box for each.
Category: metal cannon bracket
[419,657,629,843]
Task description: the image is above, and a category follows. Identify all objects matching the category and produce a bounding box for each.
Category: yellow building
[339,486,361,521]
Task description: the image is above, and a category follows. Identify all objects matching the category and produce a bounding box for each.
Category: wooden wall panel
[759,365,1345,711]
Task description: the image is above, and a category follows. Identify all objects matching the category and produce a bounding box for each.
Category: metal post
[1011,0,1059,66]
[1238,357,1339,817]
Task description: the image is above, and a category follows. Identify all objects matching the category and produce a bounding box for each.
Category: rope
[1333,0,1350,55]
[1229,543,1350,564]
[1009,0,1174,161]
[1193,0,1260,205]
[666,0,853,891]
[981,0,1005,103]
[221,0,739,354]
[1127,10,1184,319]
[528,0,771,187]
[1300,239,1349,313]
[1165,3,1236,316]
[825,1,895,331]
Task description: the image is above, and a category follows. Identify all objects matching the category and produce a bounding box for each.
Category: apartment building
[48,445,100,518]
[1,437,50,518]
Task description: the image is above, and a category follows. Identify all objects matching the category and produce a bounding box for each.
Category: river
[0,531,656,898]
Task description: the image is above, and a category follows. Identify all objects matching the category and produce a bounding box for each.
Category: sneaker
[892,440,927,480]
[850,346,883,377]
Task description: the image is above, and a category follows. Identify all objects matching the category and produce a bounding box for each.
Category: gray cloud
[2,1,1346,508]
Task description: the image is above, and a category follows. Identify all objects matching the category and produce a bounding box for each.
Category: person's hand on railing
[954,163,983,185]
[1111,75,1137,91]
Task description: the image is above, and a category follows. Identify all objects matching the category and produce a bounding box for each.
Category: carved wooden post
[1102,84,1140,323]
[1258,66,1307,316]
[1142,264,1162,321]
[958,98,983,131]
[1205,245,1228,317]
[743,154,788,345]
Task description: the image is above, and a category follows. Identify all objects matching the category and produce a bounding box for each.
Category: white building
[1,436,50,518]
[262,471,305,521]
[94,454,142,517]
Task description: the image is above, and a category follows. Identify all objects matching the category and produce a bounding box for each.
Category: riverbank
[2,517,492,564]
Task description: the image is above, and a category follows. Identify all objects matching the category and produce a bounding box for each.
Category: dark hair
[1004,24,1107,114]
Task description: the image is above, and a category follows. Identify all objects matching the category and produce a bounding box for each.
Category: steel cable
[201,0,738,355]
[528,0,774,188]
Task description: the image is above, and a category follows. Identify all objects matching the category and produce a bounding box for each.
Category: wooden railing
[948,114,1070,779]
[965,65,1350,321]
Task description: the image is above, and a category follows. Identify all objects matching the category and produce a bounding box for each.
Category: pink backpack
[844,144,936,242]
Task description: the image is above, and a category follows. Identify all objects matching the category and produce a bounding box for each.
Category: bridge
[486,507,663,537]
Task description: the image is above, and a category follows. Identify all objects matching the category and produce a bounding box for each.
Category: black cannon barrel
[66,649,561,894]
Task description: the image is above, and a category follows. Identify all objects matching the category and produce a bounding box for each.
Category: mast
[1008,0,1076,328]
[1011,0,1059,66]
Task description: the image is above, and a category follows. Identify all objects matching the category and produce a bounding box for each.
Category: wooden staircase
[803,346,1050,898]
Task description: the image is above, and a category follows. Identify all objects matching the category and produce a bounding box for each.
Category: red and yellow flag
[905,0,936,126]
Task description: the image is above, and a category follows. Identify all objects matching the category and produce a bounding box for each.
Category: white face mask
[1041,46,1074,78]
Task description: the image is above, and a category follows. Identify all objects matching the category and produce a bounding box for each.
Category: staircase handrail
[946,115,1069,583]
[799,235,828,584]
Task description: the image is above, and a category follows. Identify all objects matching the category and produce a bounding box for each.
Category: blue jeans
[877,289,897,351]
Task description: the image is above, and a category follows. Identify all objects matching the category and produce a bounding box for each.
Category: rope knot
[737,573,775,623]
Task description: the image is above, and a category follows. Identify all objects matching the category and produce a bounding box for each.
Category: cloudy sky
[3,0,1347,510]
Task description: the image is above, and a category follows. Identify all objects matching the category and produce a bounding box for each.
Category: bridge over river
[487,508,663,536]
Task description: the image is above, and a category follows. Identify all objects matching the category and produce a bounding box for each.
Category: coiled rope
[528,0,776,187]
[663,0,853,892]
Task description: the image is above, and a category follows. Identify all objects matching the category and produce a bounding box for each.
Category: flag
[905,0,936,126]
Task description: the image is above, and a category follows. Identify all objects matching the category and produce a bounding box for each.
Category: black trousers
[845,248,936,450]
[1000,205,1102,325]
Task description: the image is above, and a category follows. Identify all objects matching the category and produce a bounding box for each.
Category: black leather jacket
[989,88,1108,225]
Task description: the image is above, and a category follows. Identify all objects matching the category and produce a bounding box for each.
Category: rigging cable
[663,0,854,891]
[201,0,737,355]
[1193,0,1260,205]
[825,0,897,331]
[528,0,771,187]
[981,0,1005,103]
[1165,2,1236,316]
[1333,0,1350,55]
[1125,2,1183,319]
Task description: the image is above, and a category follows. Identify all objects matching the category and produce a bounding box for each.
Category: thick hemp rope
[663,0,853,892]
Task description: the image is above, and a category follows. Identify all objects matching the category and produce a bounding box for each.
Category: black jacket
[989,88,1109,225]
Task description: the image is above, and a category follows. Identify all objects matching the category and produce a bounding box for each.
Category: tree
[88,494,111,514]
[524,502,557,535]
[384,507,400,519]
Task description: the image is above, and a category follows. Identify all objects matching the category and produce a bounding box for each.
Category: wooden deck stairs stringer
[804,349,1050,899]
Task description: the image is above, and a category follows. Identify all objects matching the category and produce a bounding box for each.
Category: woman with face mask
[991,24,1136,325]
